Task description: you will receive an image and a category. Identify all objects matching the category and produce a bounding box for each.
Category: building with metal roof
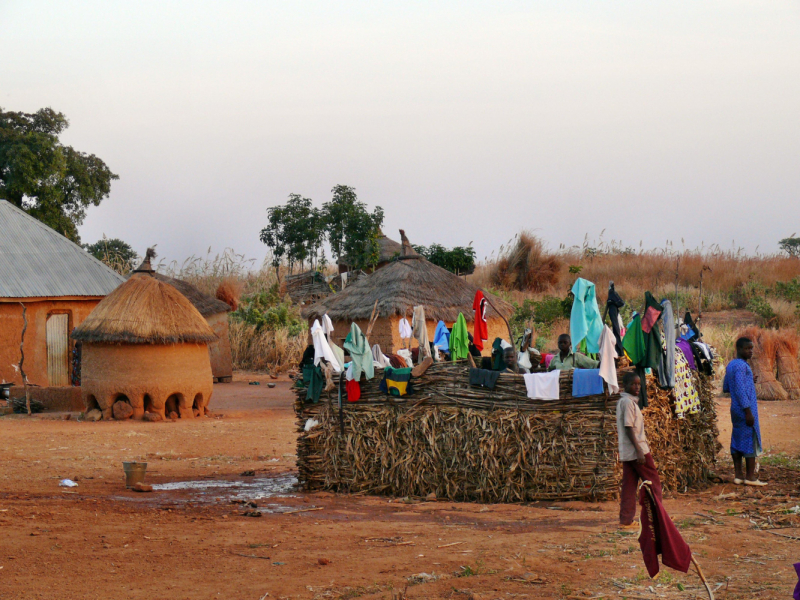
[0,200,125,387]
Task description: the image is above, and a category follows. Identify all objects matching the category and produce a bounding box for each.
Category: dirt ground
[1,373,799,600]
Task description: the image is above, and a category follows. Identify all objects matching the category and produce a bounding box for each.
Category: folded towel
[379,367,414,397]
[469,368,500,390]
[523,370,561,400]
[572,368,604,397]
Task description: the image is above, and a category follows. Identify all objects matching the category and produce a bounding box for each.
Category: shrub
[747,296,776,327]
[775,277,800,302]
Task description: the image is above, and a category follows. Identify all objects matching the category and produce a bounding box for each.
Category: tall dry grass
[228,320,306,372]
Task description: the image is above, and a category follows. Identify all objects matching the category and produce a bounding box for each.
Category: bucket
[122,462,148,488]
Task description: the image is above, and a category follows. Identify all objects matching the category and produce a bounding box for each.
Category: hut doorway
[46,313,70,386]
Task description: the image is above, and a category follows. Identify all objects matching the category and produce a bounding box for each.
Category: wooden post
[18,302,30,416]
[690,555,715,600]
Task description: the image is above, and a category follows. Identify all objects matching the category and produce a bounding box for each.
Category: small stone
[169,411,178,421]
[85,409,102,422]
[318,558,330,565]
[143,412,163,422]
[243,510,262,517]
[240,470,255,477]
[132,483,153,493]
[63,413,71,421]
[425,492,436,502]
[112,401,133,420]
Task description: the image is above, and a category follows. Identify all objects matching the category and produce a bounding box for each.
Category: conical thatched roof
[303,256,513,322]
[152,273,232,317]
[72,273,218,344]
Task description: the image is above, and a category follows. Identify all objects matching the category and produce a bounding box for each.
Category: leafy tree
[0,107,118,243]
[322,185,384,271]
[779,236,800,258]
[413,243,476,275]
[83,237,139,274]
[259,194,325,273]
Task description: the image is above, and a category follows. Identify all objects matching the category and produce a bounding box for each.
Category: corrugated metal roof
[0,200,125,298]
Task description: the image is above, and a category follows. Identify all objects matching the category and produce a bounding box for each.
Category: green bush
[230,285,305,336]
[775,277,800,302]
[747,296,776,326]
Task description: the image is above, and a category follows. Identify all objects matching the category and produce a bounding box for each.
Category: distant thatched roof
[303,256,513,322]
[338,231,403,268]
[152,273,232,317]
[72,274,218,344]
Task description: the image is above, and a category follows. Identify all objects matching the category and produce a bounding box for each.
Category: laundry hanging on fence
[523,370,561,400]
[570,278,604,354]
[449,313,470,360]
[606,283,626,355]
[673,349,700,418]
[379,367,414,396]
[399,318,412,339]
[311,320,343,372]
[598,325,619,394]
[472,290,488,351]
[469,368,500,390]
[433,320,450,352]
[412,305,431,359]
[344,323,374,381]
[572,369,605,397]
[346,379,361,402]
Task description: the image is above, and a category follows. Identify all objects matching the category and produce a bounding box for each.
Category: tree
[322,185,384,271]
[0,107,118,243]
[779,236,800,258]
[83,237,140,274]
[413,243,476,275]
[259,194,325,273]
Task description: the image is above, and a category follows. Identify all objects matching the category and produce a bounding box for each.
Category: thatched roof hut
[73,270,216,421]
[305,234,512,353]
[73,274,217,344]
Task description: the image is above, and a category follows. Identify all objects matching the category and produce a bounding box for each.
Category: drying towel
[472,290,488,352]
[468,368,500,390]
[523,370,561,400]
[572,368,605,397]
[344,322,374,381]
[379,367,414,396]
[412,305,431,359]
[449,313,470,361]
[638,481,692,578]
[598,325,619,394]
[311,320,343,372]
[322,314,334,337]
[433,320,450,351]
[346,379,361,403]
[399,318,412,339]
[570,277,604,354]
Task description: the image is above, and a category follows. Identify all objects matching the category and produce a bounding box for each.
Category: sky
[2,1,799,267]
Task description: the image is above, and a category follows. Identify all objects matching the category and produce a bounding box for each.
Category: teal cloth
[570,278,603,354]
[491,337,507,371]
[302,364,324,403]
[449,313,470,360]
[344,322,374,381]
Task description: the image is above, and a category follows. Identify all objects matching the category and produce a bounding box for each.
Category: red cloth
[472,291,488,351]
[346,379,361,403]
[638,480,692,578]
[641,306,662,334]
[620,453,663,525]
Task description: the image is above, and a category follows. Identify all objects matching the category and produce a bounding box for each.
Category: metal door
[46,314,70,386]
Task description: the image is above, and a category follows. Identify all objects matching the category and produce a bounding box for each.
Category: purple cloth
[723,359,761,455]
[675,339,696,370]
[795,563,800,600]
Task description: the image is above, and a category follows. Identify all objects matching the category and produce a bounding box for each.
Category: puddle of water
[148,474,298,505]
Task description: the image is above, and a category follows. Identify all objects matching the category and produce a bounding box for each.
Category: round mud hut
[71,257,217,421]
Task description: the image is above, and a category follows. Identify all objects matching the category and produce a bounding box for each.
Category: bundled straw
[775,329,800,401]
[739,327,788,401]
[294,362,717,502]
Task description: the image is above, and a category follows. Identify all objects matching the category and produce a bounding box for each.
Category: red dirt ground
[1,372,799,600]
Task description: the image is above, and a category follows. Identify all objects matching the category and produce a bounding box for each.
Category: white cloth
[341,272,348,288]
[500,339,512,350]
[345,362,354,381]
[399,318,412,339]
[397,348,414,368]
[371,344,391,368]
[522,370,561,400]
[329,341,345,372]
[322,314,334,337]
[311,320,342,372]
[598,325,619,394]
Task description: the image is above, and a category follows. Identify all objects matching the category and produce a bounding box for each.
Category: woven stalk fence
[295,361,718,502]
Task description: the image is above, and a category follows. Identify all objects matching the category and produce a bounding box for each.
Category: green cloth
[643,318,664,373]
[622,314,646,364]
[449,313,470,360]
[344,322,374,381]
[492,337,507,371]
[302,364,324,403]
[549,350,599,371]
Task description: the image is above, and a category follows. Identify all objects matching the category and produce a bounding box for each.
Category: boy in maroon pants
[617,371,663,530]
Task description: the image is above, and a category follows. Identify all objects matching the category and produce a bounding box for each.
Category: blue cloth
[723,359,761,455]
[570,278,604,354]
[572,368,604,397]
[433,320,450,351]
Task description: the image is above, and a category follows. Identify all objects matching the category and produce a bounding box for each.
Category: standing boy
[617,370,663,530]
[723,337,766,486]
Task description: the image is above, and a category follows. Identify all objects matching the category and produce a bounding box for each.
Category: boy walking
[617,370,663,530]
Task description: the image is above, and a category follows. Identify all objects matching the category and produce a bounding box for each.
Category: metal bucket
[122,462,148,488]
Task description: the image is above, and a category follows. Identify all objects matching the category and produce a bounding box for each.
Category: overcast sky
[2,1,799,267]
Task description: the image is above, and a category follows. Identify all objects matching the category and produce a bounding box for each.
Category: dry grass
[489,231,562,292]
[228,320,306,373]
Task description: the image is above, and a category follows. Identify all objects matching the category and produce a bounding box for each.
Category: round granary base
[80,342,213,420]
